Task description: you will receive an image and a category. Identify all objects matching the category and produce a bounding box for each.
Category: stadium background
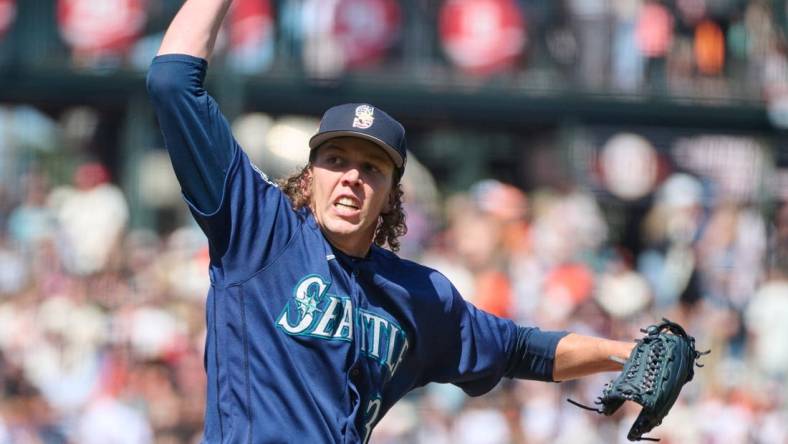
[0,0,787,443]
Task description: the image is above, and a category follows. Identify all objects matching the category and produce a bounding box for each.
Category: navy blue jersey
[147,54,567,444]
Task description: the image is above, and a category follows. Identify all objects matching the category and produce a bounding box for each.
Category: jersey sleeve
[147,54,301,282]
[146,54,234,214]
[421,272,566,396]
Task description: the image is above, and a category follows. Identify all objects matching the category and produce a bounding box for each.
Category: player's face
[310,138,396,257]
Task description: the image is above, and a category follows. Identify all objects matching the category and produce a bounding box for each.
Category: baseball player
[148,1,635,442]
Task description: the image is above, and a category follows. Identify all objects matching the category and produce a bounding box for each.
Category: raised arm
[552,333,635,381]
[157,0,233,60]
[147,0,239,223]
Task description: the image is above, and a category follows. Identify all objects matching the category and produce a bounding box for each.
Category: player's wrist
[602,340,635,369]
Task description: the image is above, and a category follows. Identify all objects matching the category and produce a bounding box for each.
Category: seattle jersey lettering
[276,274,409,378]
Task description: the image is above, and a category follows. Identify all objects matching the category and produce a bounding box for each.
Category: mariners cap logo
[352,105,375,129]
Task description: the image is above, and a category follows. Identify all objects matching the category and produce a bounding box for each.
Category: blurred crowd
[381,174,788,444]
[7,0,788,105]
[0,162,209,443]
[0,134,786,444]
[0,1,788,442]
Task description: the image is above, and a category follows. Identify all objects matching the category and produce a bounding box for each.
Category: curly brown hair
[277,164,407,252]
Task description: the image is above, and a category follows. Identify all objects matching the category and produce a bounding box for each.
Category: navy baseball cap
[309,103,407,176]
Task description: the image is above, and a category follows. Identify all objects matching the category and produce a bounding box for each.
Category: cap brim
[309,131,404,169]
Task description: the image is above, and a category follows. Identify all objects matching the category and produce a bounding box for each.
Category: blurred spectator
[611,0,644,92]
[76,395,153,444]
[594,251,652,320]
[439,0,527,76]
[0,355,67,444]
[638,173,705,309]
[636,0,674,92]
[744,226,788,379]
[226,0,275,74]
[0,236,27,296]
[568,0,611,90]
[6,170,56,253]
[698,201,767,309]
[694,19,725,76]
[48,162,129,276]
[451,399,511,444]
[57,0,149,68]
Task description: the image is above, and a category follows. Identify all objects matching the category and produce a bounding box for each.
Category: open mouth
[335,197,360,210]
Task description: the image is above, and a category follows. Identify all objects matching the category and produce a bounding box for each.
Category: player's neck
[320,228,373,258]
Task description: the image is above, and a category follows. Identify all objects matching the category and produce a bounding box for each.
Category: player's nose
[340,166,362,186]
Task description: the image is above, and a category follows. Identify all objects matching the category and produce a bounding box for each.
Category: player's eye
[363,163,381,174]
[324,155,343,166]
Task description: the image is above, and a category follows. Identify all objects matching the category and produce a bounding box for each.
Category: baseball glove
[567,318,709,442]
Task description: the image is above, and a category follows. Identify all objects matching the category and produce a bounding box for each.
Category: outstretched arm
[157,0,233,60]
[552,333,635,381]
